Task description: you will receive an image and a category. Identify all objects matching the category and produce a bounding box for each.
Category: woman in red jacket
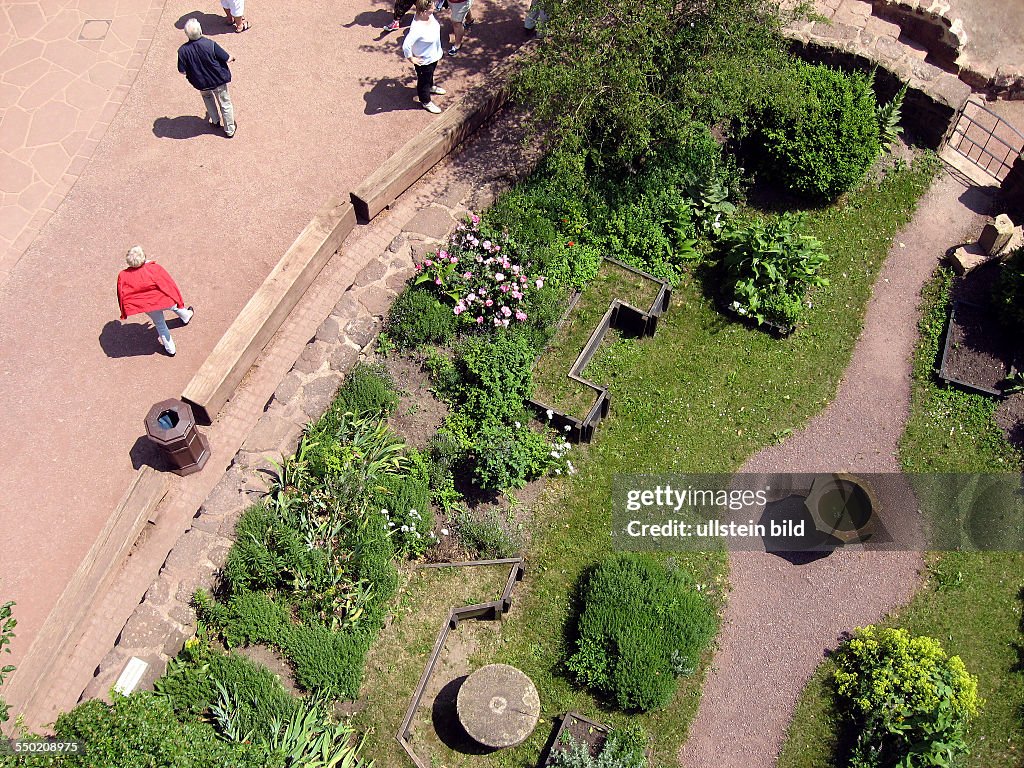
[116,246,194,356]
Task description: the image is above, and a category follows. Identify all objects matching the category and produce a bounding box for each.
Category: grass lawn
[532,260,665,419]
[356,156,938,768]
[776,267,1024,768]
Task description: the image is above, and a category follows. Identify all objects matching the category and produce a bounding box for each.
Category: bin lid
[144,398,195,444]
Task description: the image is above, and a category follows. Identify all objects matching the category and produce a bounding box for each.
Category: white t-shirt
[402,16,443,65]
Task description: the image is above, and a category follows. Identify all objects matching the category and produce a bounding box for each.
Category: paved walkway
[0,0,531,680]
[678,171,994,767]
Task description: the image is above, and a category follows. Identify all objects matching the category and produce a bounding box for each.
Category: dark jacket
[177,37,231,92]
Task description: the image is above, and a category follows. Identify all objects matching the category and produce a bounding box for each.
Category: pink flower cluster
[416,214,544,328]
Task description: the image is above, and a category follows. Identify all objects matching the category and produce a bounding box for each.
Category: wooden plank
[5,467,169,722]
[182,197,356,423]
[351,74,511,222]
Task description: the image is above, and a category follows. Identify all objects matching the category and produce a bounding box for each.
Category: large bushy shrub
[451,333,535,425]
[386,288,457,349]
[566,554,717,711]
[994,247,1024,337]
[721,213,829,328]
[754,62,880,201]
[37,692,278,768]
[832,626,981,768]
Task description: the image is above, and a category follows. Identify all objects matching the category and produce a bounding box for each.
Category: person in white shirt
[402,0,446,114]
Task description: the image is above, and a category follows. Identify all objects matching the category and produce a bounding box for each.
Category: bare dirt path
[678,170,993,767]
[0,0,532,672]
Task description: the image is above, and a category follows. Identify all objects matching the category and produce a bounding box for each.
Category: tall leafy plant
[721,213,828,329]
[877,83,908,152]
[0,599,15,723]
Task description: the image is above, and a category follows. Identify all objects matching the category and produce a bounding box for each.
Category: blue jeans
[146,306,192,344]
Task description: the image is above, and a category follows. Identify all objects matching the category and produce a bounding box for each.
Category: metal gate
[944,97,1024,183]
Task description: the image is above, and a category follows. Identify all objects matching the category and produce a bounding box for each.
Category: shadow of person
[363,77,422,116]
[342,9,393,29]
[174,10,234,35]
[99,320,161,358]
[153,115,220,139]
[129,435,174,472]
[431,675,496,755]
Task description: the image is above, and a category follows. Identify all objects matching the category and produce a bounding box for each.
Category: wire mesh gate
[944,97,1024,183]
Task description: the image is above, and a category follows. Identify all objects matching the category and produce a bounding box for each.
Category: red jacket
[117,261,185,319]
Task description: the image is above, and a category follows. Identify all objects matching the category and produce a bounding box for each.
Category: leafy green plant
[282,624,371,698]
[754,61,881,201]
[721,213,829,328]
[268,694,371,768]
[450,333,535,425]
[372,450,434,557]
[832,626,982,768]
[682,169,737,238]
[0,599,15,723]
[566,554,717,712]
[470,418,554,492]
[452,508,522,559]
[328,363,400,419]
[551,726,648,768]
[877,83,907,152]
[386,288,457,349]
[994,247,1024,337]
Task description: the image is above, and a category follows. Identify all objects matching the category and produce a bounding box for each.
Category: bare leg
[223,7,234,24]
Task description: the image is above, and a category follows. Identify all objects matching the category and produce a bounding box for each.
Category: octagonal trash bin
[144,398,210,475]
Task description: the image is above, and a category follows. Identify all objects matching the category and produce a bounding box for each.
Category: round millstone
[456,663,540,749]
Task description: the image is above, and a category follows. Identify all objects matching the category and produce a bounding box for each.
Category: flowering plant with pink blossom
[414,214,544,329]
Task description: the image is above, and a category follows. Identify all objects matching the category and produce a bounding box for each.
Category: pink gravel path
[678,170,993,767]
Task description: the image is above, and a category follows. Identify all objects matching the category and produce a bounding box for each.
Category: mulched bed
[940,300,1013,394]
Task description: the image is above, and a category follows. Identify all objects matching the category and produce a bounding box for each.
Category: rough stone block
[169,603,197,629]
[316,316,341,342]
[143,574,173,608]
[330,344,360,373]
[300,373,343,419]
[117,603,176,650]
[344,316,381,347]
[243,413,303,454]
[358,285,396,317]
[199,468,247,517]
[293,340,331,374]
[387,270,413,291]
[979,213,1015,255]
[163,528,220,574]
[403,206,454,240]
[332,292,360,319]
[949,242,995,274]
[161,623,191,657]
[435,181,473,210]
[174,567,220,604]
[273,371,302,405]
[387,234,406,253]
[355,259,387,287]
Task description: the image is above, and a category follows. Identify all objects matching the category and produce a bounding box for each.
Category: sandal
[235,20,250,32]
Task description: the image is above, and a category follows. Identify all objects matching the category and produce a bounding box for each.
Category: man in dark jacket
[177,18,236,137]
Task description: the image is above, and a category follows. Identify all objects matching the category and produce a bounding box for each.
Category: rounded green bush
[386,288,457,349]
[332,362,400,417]
[566,553,717,711]
[755,62,880,201]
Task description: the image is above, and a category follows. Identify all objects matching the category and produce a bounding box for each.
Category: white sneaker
[430,86,446,95]
[179,306,194,325]
[423,102,442,114]
[160,337,176,356]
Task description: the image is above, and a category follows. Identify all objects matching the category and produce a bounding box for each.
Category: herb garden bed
[540,712,610,768]
[528,258,670,442]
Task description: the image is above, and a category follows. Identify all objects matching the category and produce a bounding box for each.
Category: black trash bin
[144,398,210,475]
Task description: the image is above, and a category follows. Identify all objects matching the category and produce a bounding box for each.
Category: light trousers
[201,84,235,135]
[146,306,192,344]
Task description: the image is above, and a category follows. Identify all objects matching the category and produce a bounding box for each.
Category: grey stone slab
[403,205,455,240]
[162,528,220,574]
[273,371,302,406]
[143,575,172,608]
[355,259,387,287]
[117,603,175,650]
[174,568,220,604]
[300,373,343,419]
[435,181,473,210]
[387,234,406,253]
[161,624,191,658]
[330,344,360,373]
[168,603,197,630]
[293,340,331,374]
[242,413,303,454]
[332,292,360,319]
[344,316,381,347]
[316,316,341,343]
[359,285,396,317]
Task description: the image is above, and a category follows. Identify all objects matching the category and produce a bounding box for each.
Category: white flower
[546,409,554,419]
[514,421,521,428]
[564,425,571,432]
[441,528,450,536]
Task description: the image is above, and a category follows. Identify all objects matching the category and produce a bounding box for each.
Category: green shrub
[832,626,982,768]
[283,624,370,698]
[451,333,535,425]
[754,62,880,200]
[567,554,717,711]
[195,590,291,649]
[353,510,399,628]
[205,652,299,743]
[994,247,1024,337]
[471,418,553,492]
[552,725,648,768]
[222,503,308,594]
[386,288,457,349]
[372,450,434,557]
[452,508,522,559]
[721,213,829,328]
[36,692,278,768]
[329,362,399,418]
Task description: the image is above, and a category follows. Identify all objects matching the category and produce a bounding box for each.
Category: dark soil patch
[236,644,301,697]
[383,352,449,450]
[995,393,1024,449]
[940,300,1013,393]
